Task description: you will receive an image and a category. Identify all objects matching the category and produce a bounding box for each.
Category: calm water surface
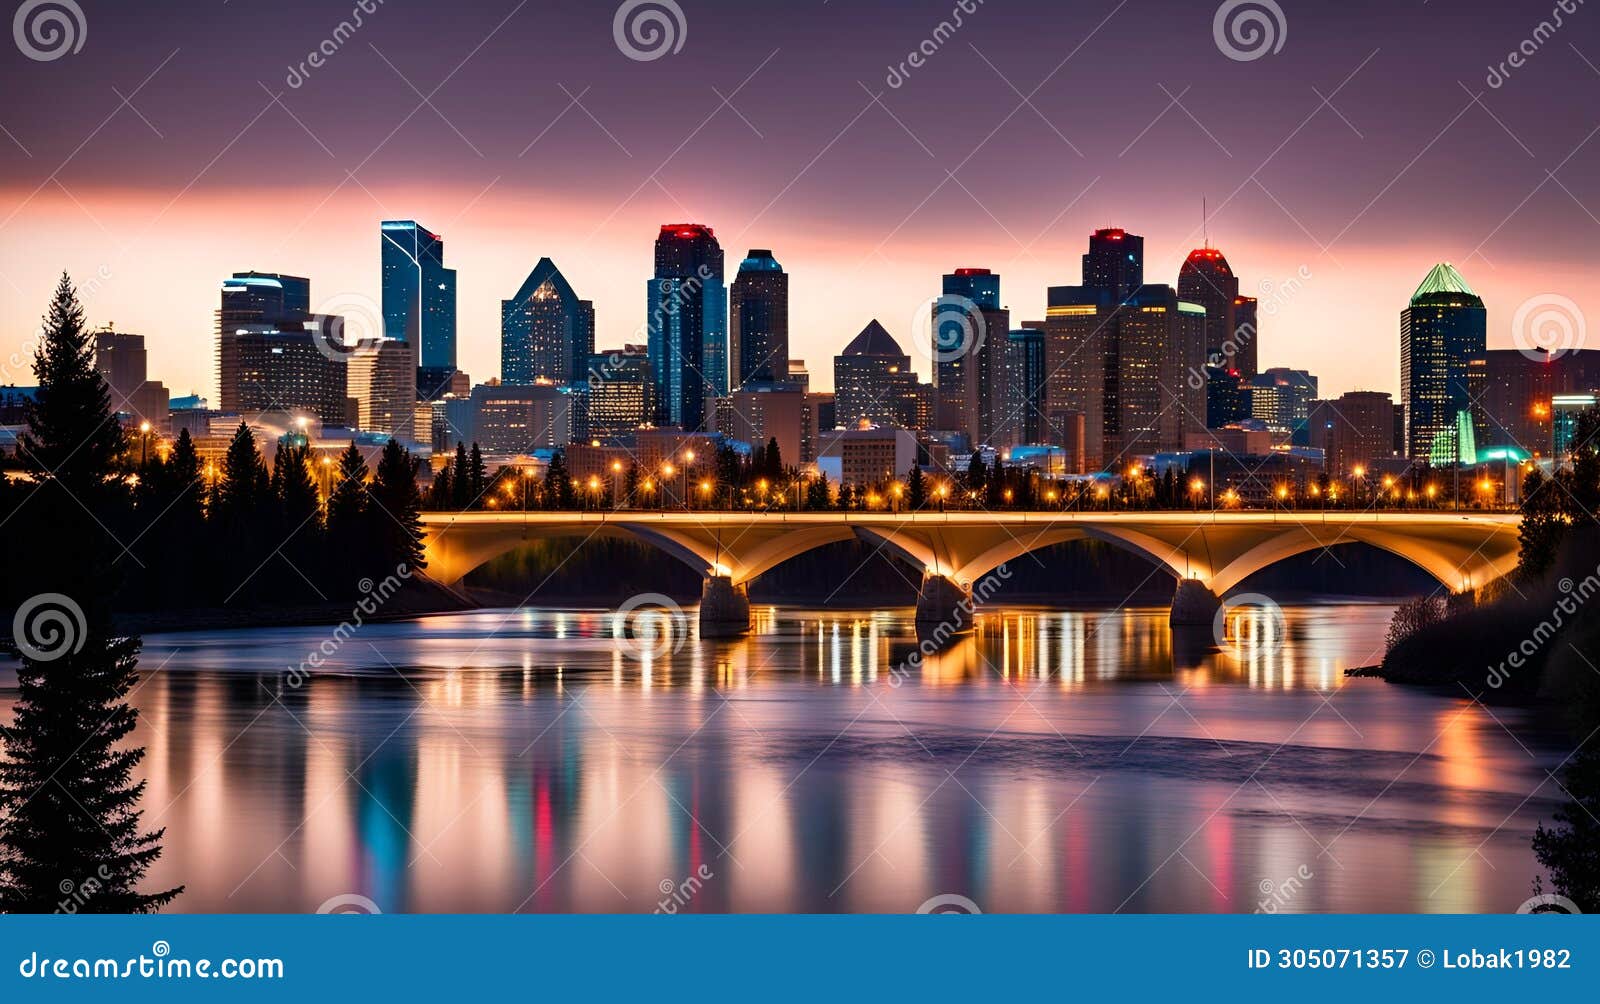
[2,603,1567,914]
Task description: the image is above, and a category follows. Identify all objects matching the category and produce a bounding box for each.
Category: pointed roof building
[840,319,905,357]
[1410,263,1482,305]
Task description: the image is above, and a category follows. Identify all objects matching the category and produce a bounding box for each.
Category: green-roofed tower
[1401,262,1486,464]
[1410,262,1482,305]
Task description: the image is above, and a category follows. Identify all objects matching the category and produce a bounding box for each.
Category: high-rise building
[1554,394,1599,465]
[1042,231,1206,467]
[713,384,805,468]
[1401,263,1486,463]
[1082,228,1143,301]
[442,383,576,460]
[1177,247,1239,364]
[1251,368,1319,440]
[933,268,1010,445]
[729,249,788,389]
[816,427,919,491]
[381,220,457,397]
[1231,295,1260,379]
[1309,391,1401,477]
[347,338,418,438]
[94,329,170,434]
[801,390,834,463]
[786,359,811,393]
[585,346,652,445]
[502,258,595,388]
[1475,348,1600,460]
[833,320,932,432]
[216,272,348,425]
[648,224,727,430]
[1004,327,1046,447]
[1205,365,1250,427]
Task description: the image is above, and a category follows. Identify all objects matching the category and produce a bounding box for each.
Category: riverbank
[110,575,476,635]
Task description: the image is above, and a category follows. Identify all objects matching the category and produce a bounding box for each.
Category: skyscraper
[833,320,932,432]
[347,338,417,437]
[933,268,1009,445]
[216,272,348,425]
[1400,263,1486,463]
[1005,327,1046,447]
[502,258,595,387]
[585,345,653,445]
[381,220,457,398]
[1177,247,1239,364]
[1042,230,1207,466]
[94,329,170,434]
[729,249,788,389]
[648,224,727,430]
[1231,295,1260,379]
[1309,391,1401,477]
[1082,228,1143,301]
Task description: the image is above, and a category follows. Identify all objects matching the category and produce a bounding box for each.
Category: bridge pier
[915,572,976,638]
[1169,579,1222,627]
[698,575,751,638]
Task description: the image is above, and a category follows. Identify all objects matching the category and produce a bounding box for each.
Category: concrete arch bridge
[420,511,1522,636]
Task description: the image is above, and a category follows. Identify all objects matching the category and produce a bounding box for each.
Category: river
[2,602,1566,914]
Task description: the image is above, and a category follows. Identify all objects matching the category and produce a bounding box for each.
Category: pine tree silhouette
[371,439,425,573]
[451,442,470,510]
[0,274,180,913]
[326,443,374,588]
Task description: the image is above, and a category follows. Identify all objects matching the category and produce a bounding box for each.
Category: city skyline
[1,0,1594,402]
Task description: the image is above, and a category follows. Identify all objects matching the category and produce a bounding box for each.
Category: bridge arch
[1207,525,1521,596]
[943,526,1206,587]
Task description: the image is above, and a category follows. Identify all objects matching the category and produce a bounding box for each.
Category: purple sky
[1,0,1596,398]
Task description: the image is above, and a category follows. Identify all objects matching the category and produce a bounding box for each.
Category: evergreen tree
[451,442,471,510]
[427,465,454,510]
[544,452,573,509]
[275,442,322,587]
[371,439,425,573]
[986,457,1008,508]
[212,423,269,525]
[17,274,124,500]
[326,443,373,588]
[966,455,987,492]
[907,463,927,510]
[0,274,179,913]
[468,443,488,504]
[805,473,831,511]
[764,437,783,480]
[623,462,640,508]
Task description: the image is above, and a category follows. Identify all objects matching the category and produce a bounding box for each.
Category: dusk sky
[1,0,1595,399]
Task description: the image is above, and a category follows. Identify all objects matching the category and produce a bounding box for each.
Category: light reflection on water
[4,603,1564,914]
